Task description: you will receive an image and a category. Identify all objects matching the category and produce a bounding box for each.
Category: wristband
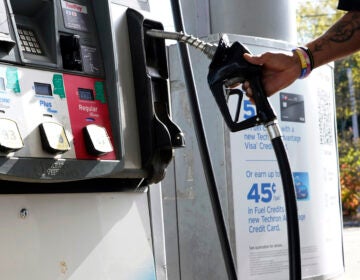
[292,47,312,79]
[299,47,314,71]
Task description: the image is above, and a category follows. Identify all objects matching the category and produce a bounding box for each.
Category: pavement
[339,223,360,280]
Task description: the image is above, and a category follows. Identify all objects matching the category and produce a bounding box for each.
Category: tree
[338,135,360,216]
[297,0,344,44]
[298,0,360,132]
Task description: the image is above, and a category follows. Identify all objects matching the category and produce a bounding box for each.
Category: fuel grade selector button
[39,121,70,154]
[0,118,24,152]
[83,124,113,156]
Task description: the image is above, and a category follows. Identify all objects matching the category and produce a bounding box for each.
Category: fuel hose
[267,122,302,280]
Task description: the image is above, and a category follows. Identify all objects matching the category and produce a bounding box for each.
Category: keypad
[17,27,43,55]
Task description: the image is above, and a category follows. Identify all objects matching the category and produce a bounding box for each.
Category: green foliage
[297,0,360,215]
[297,1,360,122]
[338,135,360,215]
[297,0,344,44]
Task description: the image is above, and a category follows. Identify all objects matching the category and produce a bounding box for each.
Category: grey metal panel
[162,161,181,280]
[111,0,149,11]
[149,183,168,280]
[179,0,296,43]
[208,0,297,42]
[178,0,211,38]
[163,44,235,280]
[0,192,156,279]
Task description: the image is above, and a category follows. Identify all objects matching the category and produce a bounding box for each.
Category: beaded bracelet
[292,47,314,79]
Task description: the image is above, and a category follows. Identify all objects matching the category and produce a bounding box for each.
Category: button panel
[17,27,43,55]
[39,121,70,154]
[83,124,113,156]
[0,118,23,152]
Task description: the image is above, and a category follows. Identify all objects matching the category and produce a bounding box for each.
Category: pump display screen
[34,82,52,96]
[78,88,94,100]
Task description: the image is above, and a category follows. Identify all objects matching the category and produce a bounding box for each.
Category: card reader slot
[60,33,83,71]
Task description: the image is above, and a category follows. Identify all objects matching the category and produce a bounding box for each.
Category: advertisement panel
[229,35,344,280]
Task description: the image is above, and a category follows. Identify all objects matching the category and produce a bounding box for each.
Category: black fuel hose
[270,133,302,280]
[169,0,238,279]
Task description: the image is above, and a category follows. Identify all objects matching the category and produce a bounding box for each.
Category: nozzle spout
[146,29,217,59]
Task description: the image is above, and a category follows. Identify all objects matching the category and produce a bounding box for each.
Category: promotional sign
[231,38,343,279]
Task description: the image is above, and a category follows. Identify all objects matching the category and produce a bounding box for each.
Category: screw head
[19,208,28,219]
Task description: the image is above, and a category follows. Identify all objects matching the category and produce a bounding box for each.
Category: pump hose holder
[126,9,185,185]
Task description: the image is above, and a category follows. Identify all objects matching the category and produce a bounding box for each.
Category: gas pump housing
[0,0,180,189]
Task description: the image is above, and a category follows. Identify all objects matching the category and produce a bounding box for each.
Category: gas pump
[0,0,182,187]
[0,1,181,279]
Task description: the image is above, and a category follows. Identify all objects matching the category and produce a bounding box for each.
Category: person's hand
[242,51,301,98]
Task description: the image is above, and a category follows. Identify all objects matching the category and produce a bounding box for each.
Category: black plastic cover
[126,8,184,184]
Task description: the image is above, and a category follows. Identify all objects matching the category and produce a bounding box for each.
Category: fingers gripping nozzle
[207,37,277,131]
[146,30,277,132]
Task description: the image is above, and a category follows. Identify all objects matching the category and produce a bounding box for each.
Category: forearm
[306,11,360,68]
[242,11,360,96]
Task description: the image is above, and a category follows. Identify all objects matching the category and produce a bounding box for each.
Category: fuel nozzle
[146,29,217,60]
[147,29,277,132]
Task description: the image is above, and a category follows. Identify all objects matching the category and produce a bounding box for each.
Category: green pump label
[53,74,66,99]
[6,67,20,93]
[94,81,106,103]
